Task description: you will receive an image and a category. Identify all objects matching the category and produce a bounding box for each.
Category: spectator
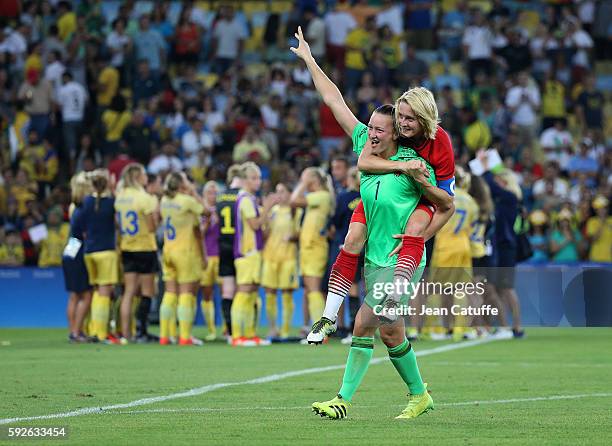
[200,96,225,146]
[107,146,135,183]
[567,139,599,187]
[397,44,429,88]
[330,155,349,195]
[121,111,155,166]
[549,209,584,263]
[10,169,37,217]
[232,125,270,163]
[181,118,213,161]
[461,106,491,154]
[344,15,377,96]
[57,71,88,170]
[43,49,65,95]
[533,161,569,209]
[20,134,58,198]
[585,196,611,263]
[324,3,356,71]
[96,56,119,113]
[37,205,69,268]
[173,11,201,73]
[133,14,166,78]
[575,74,604,135]
[376,0,403,36]
[132,59,160,106]
[440,0,468,58]
[304,7,326,63]
[527,210,549,264]
[105,18,132,85]
[318,101,347,161]
[260,94,283,131]
[405,0,434,49]
[498,28,533,76]
[17,68,53,141]
[0,226,24,266]
[56,0,77,42]
[505,71,541,146]
[462,8,493,84]
[211,5,247,76]
[541,70,567,130]
[101,94,132,159]
[564,17,593,83]
[540,119,573,170]
[350,0,379,27]
[42,25,67,64]
[147,141,183,175]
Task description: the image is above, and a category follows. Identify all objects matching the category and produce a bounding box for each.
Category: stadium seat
[269,1,292,14]
[241,1,268,17]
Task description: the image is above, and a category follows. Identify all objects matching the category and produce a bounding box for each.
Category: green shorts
[363,263,425,310]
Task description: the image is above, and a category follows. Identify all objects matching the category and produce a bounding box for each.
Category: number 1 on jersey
[375,180,381,200]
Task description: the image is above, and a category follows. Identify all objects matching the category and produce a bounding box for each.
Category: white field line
[104,392,612,416]
[0,338,495,425]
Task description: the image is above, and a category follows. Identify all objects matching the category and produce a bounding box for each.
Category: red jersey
[411,126,456,196]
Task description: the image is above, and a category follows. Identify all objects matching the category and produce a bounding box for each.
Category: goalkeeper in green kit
[291,27,451,420]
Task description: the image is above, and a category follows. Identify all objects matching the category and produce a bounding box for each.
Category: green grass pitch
[1,328,611,445]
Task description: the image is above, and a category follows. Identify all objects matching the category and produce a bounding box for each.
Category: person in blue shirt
[80,169,118,343]
[478,151,524,338]
[62,173,93,343]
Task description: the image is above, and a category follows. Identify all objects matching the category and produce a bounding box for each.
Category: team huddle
[61,27,520,422]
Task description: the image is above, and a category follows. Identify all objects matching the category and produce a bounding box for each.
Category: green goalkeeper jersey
[352,122,437,268]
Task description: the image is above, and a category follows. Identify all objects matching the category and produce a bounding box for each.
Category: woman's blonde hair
[496,168,522,201]
[227,164,243,183]
[70,172,92,206]
[455,165,471,191]
[305,166,336,209]
[203,180,218,195]
[468,175,494,219]
[347,166,360,191]
[119,163,146,191]
[163,172,184,198]
[395,87,440,140]
[241,161,261,178]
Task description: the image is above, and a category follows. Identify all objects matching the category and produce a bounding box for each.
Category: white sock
[322,291,344,321]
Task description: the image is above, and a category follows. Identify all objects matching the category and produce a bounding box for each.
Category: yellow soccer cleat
[395,383,434,419]
[312,395,351,419]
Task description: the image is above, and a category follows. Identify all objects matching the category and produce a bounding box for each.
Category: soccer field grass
[1,328,611,445]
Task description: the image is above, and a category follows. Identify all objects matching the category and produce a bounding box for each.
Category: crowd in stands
[0,0,610,267]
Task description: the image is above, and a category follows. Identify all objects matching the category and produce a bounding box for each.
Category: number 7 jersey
[114,187,159,252]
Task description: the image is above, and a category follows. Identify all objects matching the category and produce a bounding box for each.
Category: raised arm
[290,26,358,136]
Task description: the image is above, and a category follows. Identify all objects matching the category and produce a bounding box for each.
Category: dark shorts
[218,243,236,277]
[493,244,517,289]
[472,255,494,280]
[62,252,92,293]
[122,251,159,274]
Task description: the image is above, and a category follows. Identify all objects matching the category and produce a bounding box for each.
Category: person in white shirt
[532,161,569,204]
[376,0,403,35]
[57,72,88,163]
[260,94,282,131]
[148,142,184,175]
[44,50,66,96]
[212,5,247,75]
[181,118,214,159]
[106,18,132,72]
[462,8,493,84]
[539,119,573,169]
[505,71,541,145]
[323,5,356,70]
[304,7,326,62]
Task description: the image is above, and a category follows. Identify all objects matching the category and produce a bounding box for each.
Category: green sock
[338,336,374,402]
[388,338,425,395]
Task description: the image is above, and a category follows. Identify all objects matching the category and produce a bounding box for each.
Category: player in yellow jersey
[200,181,221,341]
[231,162,278,346]
[261,183,302,339]
[114,163,159,344]
[290,167,334,331]
[159,172,206,346]
[430,167,479,340]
